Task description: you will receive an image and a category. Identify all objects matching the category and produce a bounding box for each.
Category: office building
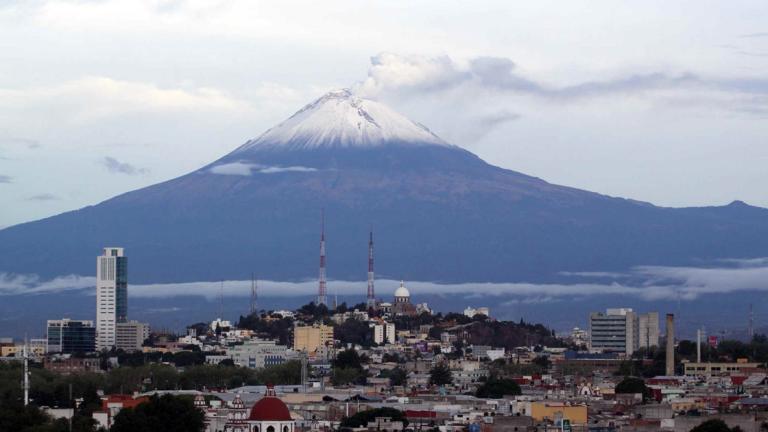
[46,319,96,354]
[227,339,288,368]
[293,324,334,353]
[589,308,637,355]
[115,321,150,352]
[96,247,128,350]
[589,308,659,356]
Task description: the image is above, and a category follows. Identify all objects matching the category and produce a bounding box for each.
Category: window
[267,426,275,432]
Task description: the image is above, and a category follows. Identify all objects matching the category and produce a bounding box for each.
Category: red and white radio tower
[316,210,328,306]
[366,228,376,309]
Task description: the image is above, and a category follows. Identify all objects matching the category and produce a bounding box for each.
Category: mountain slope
[1,90,767,285]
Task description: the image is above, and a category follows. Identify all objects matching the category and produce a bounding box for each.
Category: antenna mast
[250,273,258,315]
[219,280,224,319]
[317,209,328,306]
[367,228,376,309]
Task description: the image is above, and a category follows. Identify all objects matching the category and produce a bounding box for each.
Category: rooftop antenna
[317,208,328,306]
[250,273,258,315]
[367,227,376,309]
[219,280,224,319]
[749,303,754,340]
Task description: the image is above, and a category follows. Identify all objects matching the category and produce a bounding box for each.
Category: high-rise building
[366,230,376,309]
[46,319,96,354]
[96,247,128,350]
[589,308,659,356]
[115,321,150,353]
[293,324,334,353]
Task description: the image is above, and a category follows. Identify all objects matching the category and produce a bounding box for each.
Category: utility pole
[69,383,73,432]
[301,353,308,393]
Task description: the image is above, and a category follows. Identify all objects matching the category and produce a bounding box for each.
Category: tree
[111,394,205,432]
[429,364,452,386]
[531,355,551,372]
[334,349,363,370]
[615,377,650,400]
[475,377,522,398]
[336,320,374,347]
[690,419,737,432]
[340,408,408,428]
[378,367,407,387]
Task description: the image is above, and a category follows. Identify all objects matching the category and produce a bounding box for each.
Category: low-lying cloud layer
[3,258,768,303]
[209,161,317,176]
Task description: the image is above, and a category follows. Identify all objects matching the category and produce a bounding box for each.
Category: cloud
[0,77,252,124]
[100,157,149,175]
[26,193,59,201]
[356,53,768,113]
[5,257,768,304]
[0,273,94,295]
[0,137,41,149]
[208,161,317,176]
[739,32,768,38]
[0,175,11,183]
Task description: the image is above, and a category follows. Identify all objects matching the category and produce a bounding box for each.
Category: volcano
[1,89,767,285]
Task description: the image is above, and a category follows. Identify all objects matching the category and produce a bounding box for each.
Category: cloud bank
[3,258,768,303]
[208,161,317,176]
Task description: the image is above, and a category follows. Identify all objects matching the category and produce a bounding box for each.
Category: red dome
[248,396,292,421]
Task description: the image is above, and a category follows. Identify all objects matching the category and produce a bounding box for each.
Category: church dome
[248,385,292,421]
[394,281,410,298]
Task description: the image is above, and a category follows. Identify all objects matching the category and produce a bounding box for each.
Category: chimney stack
[666,313,675,376]
[696,328,702,363]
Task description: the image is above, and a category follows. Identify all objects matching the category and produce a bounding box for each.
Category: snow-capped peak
[236,89,448,151]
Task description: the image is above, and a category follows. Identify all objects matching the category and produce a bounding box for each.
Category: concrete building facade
[589,308,659,355]
[115,321,150,352]
[293,324,333,353]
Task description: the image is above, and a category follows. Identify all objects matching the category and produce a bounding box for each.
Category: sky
[1,1,768,229]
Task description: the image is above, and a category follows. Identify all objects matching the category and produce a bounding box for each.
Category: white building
[372,322,396,345]
[227,339,289,369]
[96,247,128,350]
